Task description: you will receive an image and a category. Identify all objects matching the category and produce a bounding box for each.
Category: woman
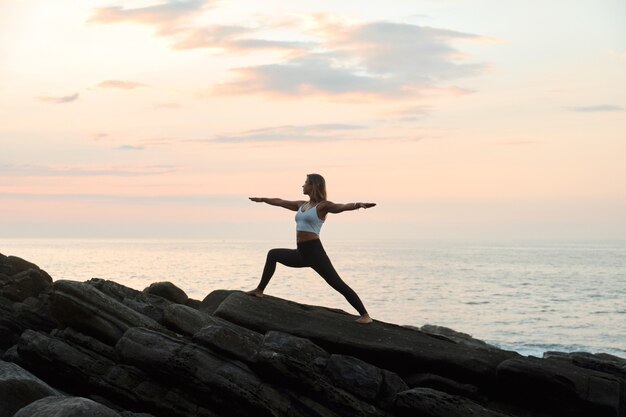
[247,173,376,324]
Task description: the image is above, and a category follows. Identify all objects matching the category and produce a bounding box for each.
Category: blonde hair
[307,173,327,202]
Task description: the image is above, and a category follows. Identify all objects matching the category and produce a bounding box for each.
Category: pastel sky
[1,0,625,240]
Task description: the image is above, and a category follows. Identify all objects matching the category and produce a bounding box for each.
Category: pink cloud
[36,93,79,104]
[97,80,148,89]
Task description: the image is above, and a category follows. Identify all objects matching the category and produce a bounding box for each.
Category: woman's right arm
[249,197,302,211]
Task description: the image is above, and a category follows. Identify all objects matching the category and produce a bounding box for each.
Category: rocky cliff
[1,253,624,417]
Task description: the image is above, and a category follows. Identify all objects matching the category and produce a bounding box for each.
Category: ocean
[3,238,625,358]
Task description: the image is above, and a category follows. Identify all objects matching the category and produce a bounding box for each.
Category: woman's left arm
[320,201,376,215]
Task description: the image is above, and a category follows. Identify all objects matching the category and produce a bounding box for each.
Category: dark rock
[16,329,115,393]
[379,370,410,409]
[0,360,60,417]
[186,298,202,309]
[405,373,482,400]
[3,344,20,363]
[12,396,121,417]
[260,330,330,366]
[162,303,215,336]
[497,356,622,417]
[91,364,223,417]
[143,281,188,304]
[15,329,220,417]
[193,321,263,363]
[115,327,298,417]
[0,292,55,351]
[543,351,626,380]
[0,254,51,278]
[214,292,518,388]
[199,289,239,314]
[0,269,52,302]
[256,331,393,416]
[50,280,165,345]
[119,412,156,417]
[395,387,510,417]
[420,324,499,350]
[87,278,144,302]
[87,278,172,323]
[325,354,382,401]
[53,327,116,360]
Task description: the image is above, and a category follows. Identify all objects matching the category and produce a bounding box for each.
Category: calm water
[3,238,625,358]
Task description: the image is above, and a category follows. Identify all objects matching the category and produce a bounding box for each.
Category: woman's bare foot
[245,288,264,298]
[355,313,373,324]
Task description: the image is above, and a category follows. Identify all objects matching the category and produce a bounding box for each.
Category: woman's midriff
[296,231,319,242]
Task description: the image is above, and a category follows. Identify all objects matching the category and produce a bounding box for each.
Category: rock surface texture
[0,253,624,417]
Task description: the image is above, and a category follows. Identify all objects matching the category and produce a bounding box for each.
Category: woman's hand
[356,202,376,209]
[249,197,263,202]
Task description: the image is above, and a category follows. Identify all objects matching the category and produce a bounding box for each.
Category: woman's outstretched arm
[320,201,376,215]
[249,197,303,211]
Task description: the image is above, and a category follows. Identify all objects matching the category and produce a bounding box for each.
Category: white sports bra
[295,203,325,234]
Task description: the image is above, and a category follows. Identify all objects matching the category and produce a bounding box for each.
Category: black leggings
[256,239,368,316]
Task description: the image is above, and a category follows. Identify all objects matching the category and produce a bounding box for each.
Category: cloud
[215,21,487,99]
[116,145,145,151]
[569,105,623,112]
[0,164,176,177]
[88,0,210,32]
[214,54,391,97]
[382,105,434,122]
[90,4,313,54]
[89,3,489,99]
[97,80,148,89]
[36,93,79,104]
[205,123,366,143]
[0,192,242,206]
[169,24,312,51]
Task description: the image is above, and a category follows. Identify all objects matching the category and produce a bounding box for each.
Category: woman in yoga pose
[247,173,376,324]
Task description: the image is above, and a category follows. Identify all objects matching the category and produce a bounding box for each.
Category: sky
[1,0,625,240]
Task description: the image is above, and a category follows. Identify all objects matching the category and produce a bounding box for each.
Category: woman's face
[302,178,312,195]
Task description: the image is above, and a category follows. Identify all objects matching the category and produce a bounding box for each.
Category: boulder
[497,356,623,417]
[419,324,500,350]
[0,360,60,417]
[12,396,121,417]
[193,322,263,363]
[86,278,144,302]
[404,373,482,400]
[49,280,166,345]
[255,331,393,416]
[115,327,299,417]
[16,329,115,393]
[0,254,50,278]
[143,281,188,304]
[15,329,219,417]
[394,387,510,417]
[87,278,172,323]
[543,351,626,380]
[91,364,222,417]
[0,292,56,351]
[325,354,383,401]
[0,269,52,302]
[162,303,216,336]
[213,292,518,387]
[199,289,239,314]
